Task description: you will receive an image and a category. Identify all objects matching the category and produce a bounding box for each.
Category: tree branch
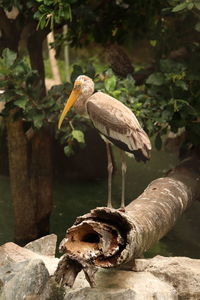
[54,154,200,287]
[0,8,12,35]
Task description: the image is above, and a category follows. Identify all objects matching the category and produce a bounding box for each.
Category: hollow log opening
[62,208,132,269]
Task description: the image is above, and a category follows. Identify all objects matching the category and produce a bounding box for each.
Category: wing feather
[87,92,151,160]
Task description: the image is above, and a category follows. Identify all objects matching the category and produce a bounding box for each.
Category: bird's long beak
[58,84,81,129]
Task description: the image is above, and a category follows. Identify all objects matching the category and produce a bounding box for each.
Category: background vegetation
[0,0,199,244]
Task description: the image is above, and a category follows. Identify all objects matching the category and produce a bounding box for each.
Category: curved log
[55,155,200,287]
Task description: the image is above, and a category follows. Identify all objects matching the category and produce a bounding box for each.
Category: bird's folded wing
[87,93,151,156]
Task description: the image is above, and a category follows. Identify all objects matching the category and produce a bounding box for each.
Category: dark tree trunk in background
[31,129,53,237]
[0,8,21,54]
[1,9,53,243]
[6,110,38,243]
[27,28,47,93]
[27,26,53,239]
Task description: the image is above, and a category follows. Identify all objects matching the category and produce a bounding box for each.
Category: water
[1,146,200,258]
[0,176,13,243]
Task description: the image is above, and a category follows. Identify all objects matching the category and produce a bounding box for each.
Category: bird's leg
[106,142,113,208]
[120,150,127,210]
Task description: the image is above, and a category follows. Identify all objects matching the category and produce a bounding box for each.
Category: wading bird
[58,75,151,210]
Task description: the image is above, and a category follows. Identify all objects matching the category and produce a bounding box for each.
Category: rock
[64,269,177,300]
[134,255,200,299]
[1,259,49,300]
[65,287,137,300]
[62,256,200,299]
[25,234,57,257]
[1,235,200,300]
[0,260,28,285]
[0,242,59,275]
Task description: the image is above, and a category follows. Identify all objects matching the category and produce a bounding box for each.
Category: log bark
[55,154,200,287]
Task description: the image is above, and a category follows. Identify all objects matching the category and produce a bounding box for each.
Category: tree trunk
[63,25,70,82]
[55,154,200,287]
[30,129,53,237]
[0,11,39,243]
[1,9,53,243]
[27,28,48,93]
[47,32,62,84]
[6,110,38,243]
[27,27,54,239]
[0,8,21,54]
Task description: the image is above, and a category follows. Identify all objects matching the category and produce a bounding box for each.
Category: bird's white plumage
[86,92,151,158]
[58,75,151,208]
[68,75,151,161]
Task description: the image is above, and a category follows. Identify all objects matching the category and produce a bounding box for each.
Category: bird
[58,75,151,210]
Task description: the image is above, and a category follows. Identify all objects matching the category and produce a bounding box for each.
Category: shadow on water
[1,145,200,258]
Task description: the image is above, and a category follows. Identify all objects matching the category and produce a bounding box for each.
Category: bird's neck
[74,94,89,116]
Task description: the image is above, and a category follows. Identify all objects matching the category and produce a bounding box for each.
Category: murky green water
[1,146,200,258]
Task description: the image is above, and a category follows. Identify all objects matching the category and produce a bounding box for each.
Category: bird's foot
[106,199,113,209]
[107,204,113,209]
[118,207,126,213]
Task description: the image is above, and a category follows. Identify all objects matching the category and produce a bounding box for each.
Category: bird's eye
[74,84,81,90]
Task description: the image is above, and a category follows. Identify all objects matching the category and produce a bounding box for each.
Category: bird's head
[58,75,94,129]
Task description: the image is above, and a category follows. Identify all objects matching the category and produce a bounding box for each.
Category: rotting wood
[54,154,200,287]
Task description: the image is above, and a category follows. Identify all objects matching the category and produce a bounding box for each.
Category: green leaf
[85,63,95,79]
[195,22,200,32]
[150,40,157,47]
[72,129,85,143]
[195,2,200,10]
[14,97,27,110]
[104,75,117,92]
[175,80,188,90]
[2,48,17,67]
[172,3,187,12]
[33,113,44,129]
[155,133,162,150]
[146,73,165,86]
[64,145,74,157]
[111,90,121,98]
[187,3,194,10]
[71,65,83,83]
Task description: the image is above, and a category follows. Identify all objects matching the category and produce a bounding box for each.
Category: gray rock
[1,259,49,300]
[25,234,57,257]
[134,255,200,299]
[62,256,200,299]
[0,242,59,275]
[64,287,137,300]
[0,260,28,284]
[63,269,177,300]
[1,237,200,300]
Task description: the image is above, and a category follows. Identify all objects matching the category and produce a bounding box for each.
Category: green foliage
[170,0,200,13]
[93,61,199,149]
[72,129,85,143]
[70,64,95,83]
[34,0,72,30]
[1,0,200,155]
[0,49,88,154]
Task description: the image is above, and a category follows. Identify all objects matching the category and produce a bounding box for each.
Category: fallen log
[54,155,200,287]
